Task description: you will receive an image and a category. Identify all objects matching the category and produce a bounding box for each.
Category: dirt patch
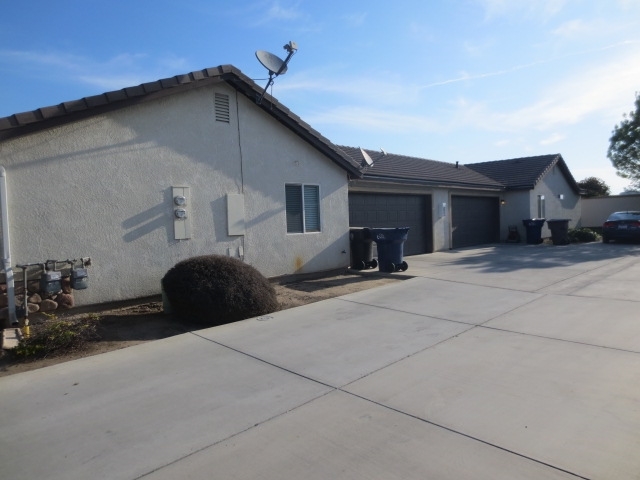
[0,273,404,377]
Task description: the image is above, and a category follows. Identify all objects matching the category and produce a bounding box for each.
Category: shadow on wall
[6,90,344,250]
[122,187,173,243]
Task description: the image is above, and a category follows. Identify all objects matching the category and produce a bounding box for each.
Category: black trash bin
[370,227,410,273]
[349,228,378,270]
[547,219,570,245]
[522,219,546,244]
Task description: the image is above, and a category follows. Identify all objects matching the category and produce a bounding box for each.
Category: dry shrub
[161,255,279,325]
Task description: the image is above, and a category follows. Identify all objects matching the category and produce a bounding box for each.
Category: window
[285,184,320,233]
[537,195,546,218]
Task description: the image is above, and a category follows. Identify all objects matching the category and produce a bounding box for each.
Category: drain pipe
[0,167,17,326]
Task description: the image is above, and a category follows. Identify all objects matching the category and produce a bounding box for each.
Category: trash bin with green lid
[522,219,546,244]
[349,228,378,270]
[546,219,570,245]
[370,227,410,273]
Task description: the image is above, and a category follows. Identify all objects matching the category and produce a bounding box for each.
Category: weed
[13,314,100,359]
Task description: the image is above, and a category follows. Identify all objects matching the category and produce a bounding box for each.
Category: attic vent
[214,93,230,123]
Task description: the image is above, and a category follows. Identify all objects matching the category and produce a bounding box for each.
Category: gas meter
[71,267,89,290]
[40,270,62,294]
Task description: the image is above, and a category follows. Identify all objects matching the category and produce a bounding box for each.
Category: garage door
[349,193,432,255]
[451,195,500,249]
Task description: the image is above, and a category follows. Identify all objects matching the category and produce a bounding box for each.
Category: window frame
[537,194,546,218]
[285,183,321,234]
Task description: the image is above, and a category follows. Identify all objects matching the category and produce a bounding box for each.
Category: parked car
[602,211,640,243]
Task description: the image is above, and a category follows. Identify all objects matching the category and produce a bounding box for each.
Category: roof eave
[0,64,363,177]
[224,70,362,177]
[354,175,505,191]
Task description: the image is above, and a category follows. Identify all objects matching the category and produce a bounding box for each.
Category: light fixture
[500,199,506,206]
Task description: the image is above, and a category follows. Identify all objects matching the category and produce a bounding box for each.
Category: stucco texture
[0,84,350,305]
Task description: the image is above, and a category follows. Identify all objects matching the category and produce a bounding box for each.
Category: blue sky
[1,1,639,193]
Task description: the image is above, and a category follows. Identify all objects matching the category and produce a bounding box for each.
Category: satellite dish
[256,50,288,76]
[255,41,298,104]
[360,147,374,167]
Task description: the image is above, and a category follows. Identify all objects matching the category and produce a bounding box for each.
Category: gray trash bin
[547,219,570,245]
[370,227,410,273]
[349,228,378,270]
[522,219,546,244]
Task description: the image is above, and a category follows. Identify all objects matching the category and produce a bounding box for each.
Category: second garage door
[349,193,432,255]
[451,195,500,249]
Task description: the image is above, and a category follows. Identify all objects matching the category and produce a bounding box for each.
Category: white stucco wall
[531,165,581,237]
[432,189,450,251]
[500,190,530,241]
[0,84,350,305]
[235,92,350,277]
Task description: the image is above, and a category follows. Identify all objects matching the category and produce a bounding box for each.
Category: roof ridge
[466,153,560,166]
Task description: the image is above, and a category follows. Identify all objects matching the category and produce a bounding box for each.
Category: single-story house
[343,148,581,250]
[0,63,583,317]
[0,65,362,310]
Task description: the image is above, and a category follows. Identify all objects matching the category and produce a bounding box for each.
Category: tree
[577,177,611,197]
[608,92,640,188]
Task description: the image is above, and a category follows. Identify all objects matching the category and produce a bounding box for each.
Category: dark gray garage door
[349,193,432,255]
[451,195,500,249]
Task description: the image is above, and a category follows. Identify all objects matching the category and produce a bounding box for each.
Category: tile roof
[339,146,505,190]
[465,154,581,193]
[341,147,581,193]
[0,65,362,177]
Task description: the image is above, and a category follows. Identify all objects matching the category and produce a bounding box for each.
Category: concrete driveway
[1,242,639,479]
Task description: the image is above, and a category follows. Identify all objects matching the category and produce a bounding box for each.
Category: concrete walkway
[1,242,640,479]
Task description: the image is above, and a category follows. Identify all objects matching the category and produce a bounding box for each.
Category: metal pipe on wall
[0,166,17,326]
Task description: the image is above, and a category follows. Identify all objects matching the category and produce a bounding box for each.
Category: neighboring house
[467,154,582,239]
[0,65,362,308]
[342,148,581,250]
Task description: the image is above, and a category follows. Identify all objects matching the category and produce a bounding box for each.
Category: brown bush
[161,255,279,325]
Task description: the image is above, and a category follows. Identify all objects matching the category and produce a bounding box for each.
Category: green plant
[13,314,100,359]
[568,228,600,243]
[161,255,279,325]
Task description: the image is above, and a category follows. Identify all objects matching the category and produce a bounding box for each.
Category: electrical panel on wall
[173,186,192,240]
[227,193,245,236]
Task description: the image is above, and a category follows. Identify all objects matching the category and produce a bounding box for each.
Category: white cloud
[280,71,421,107]
[0,49,188,93]
[249,0,303,26]
[265,1,301,20]
[342,12,367,27]
[408,21,436,43]
[475,0,570,21]
[540,133,566,145]
[455,48,640,132]
[552,19,590,38]
[305,105,442,134]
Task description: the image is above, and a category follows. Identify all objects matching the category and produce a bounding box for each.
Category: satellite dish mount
[255,41,298,104]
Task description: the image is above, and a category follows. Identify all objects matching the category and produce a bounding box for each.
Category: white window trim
[285,183,322,234]
[537,194,546,218]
